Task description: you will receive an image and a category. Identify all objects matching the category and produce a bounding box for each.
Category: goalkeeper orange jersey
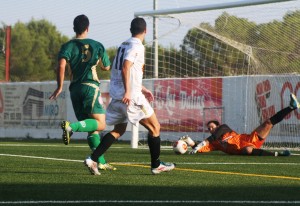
[198,125,265,155]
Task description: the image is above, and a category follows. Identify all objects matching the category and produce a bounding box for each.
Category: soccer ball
[173,140,188,154]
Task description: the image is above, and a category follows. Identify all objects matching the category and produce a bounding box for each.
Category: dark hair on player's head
[73,14,89,35]
[130,17,146,36]
[206,120,220,127]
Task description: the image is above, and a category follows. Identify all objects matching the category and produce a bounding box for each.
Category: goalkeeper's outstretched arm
[180,135,214,154]
[189,139,210,154]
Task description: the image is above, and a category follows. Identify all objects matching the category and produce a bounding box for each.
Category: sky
[0,0,299,48]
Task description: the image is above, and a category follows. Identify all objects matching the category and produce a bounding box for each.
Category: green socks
[70,119,98,132]
[68,119,107,164]
[87,133,106,164]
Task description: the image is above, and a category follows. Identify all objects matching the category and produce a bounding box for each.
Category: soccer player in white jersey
[84,17,175,175]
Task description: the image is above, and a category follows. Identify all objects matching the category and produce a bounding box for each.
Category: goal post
[132,0,300,149]
[135,0,293,17]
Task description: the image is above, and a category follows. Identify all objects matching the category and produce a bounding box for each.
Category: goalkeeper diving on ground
[180,93,300,156]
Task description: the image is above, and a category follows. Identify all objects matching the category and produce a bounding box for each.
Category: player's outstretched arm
[189,140,209,154]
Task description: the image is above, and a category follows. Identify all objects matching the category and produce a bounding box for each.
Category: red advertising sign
[153,78,222,132]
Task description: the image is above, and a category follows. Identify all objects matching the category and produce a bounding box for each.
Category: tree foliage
[5,18,116,81]
[3,10,300,81]
[9,19,69,81]
[179,11,300,77]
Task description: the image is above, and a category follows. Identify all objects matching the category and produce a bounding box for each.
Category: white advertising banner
[1,75,299,143]
[0,82,66,129]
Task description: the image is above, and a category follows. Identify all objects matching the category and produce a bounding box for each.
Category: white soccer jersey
[109,37,145,100]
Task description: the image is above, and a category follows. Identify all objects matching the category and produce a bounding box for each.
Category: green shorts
[70,83,105,121]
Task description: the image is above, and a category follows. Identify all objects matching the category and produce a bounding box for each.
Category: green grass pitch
[0,139,300,206]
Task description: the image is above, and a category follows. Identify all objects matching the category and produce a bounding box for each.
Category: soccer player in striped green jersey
[49,14,116,172]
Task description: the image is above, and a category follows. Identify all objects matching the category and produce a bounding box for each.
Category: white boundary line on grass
[2,153,300,182]
[1,154,300,204]
[1,153,300,165]
[1,200,300,205]
[2,153,300,181]
[0,153,82,162]
[1,143,300,154]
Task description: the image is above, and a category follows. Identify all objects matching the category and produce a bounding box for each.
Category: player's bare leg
[254,120,273,141]
[139,113,160,137]
[140,114,175,174]
[89,113,106,131]
[85,123,127,175]
[255,94,300,140]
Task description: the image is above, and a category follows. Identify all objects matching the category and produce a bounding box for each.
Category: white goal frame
[135,0,293,77]
[131,0,294,148]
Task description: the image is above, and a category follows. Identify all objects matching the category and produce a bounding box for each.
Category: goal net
[136,0,300,149]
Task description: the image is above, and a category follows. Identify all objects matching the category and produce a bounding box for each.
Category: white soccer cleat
[84,157,101,175]
[151,162,175,175]
[290,93,300,109]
